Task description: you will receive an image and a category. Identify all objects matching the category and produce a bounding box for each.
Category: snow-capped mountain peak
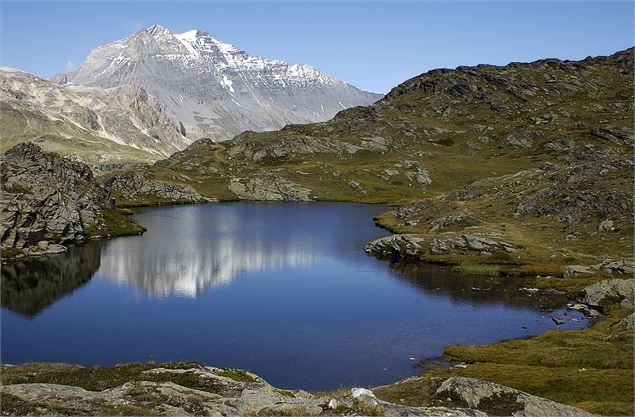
[55,24,382,141]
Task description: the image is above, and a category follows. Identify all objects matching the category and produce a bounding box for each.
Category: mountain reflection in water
[1,242,101,317]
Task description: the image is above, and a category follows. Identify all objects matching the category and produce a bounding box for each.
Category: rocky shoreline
[0,362,596,416]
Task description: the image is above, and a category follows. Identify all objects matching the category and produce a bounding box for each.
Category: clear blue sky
[1,1,633,93]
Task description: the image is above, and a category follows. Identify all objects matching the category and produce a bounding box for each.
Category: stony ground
[0,362,596,417]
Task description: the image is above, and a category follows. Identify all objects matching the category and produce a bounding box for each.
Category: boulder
[563,265,597,278]
[364,234,425,259]
[599,259,635,275]
[436,377,596,417]
[582,279,634,309]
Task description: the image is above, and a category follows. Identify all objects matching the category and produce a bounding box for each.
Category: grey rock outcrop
[563,265,597,278]
[436,377,596,417]
[563,260,634,278]
[102,170,212,204]
[0,143,124,256]
[364,233,518,260]
[2,364,522,417]
[582,278,634,310]
[228,175,312,201]
[364,234,425,259]
[430,213,480,231]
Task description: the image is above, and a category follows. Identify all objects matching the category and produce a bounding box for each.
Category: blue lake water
[1,202,586,390]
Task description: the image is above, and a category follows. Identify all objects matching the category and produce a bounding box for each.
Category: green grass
[452,262,502,276]
[83,209,146,238]
[374,309,634,416]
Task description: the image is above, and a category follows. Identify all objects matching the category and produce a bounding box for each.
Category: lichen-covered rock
[430,213,480,231]
[0,363,501,417]
[364,234,425,259]
[436,377,596,417]
[102,170,212,204]
[616,312,634,330]
[598,259,635,275]
[582,279,634,309]
[1,143,116,255]
[228,175,312,201]
[563,265,597,278]
[364,233,518,260]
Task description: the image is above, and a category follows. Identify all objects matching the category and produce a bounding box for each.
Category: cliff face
[0,143,143,258]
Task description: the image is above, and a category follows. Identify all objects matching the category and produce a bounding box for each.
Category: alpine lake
[1,202,587,390]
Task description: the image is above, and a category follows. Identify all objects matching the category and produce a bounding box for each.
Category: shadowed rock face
[54,24,382,142]
[0,143,112,250]
[1,241,101,317]
[0,143,142,258]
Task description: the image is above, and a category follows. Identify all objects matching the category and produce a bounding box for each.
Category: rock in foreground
[436,377,596,417]
[1,362,595,416]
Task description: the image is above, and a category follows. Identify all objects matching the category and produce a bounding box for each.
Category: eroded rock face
[436,377,596,417]
[228,175,312,201]
[1,143,113,254]
[101,170,212,204]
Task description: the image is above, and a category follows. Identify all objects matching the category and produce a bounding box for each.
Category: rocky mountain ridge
[0,68,189,165]
[54,24,382,141]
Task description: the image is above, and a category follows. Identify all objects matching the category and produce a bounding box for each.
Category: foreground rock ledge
[0,363,595,416]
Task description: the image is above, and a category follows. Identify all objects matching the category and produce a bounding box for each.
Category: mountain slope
[106,48,634,266]
[0,68,189,165]
[55,24,382,141]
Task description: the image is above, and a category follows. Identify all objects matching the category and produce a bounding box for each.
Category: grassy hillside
[106,48,633,269]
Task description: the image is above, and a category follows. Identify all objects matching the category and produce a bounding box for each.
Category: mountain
[54,24,383,141]
[0,68,189,165]
[104,48,634,269]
